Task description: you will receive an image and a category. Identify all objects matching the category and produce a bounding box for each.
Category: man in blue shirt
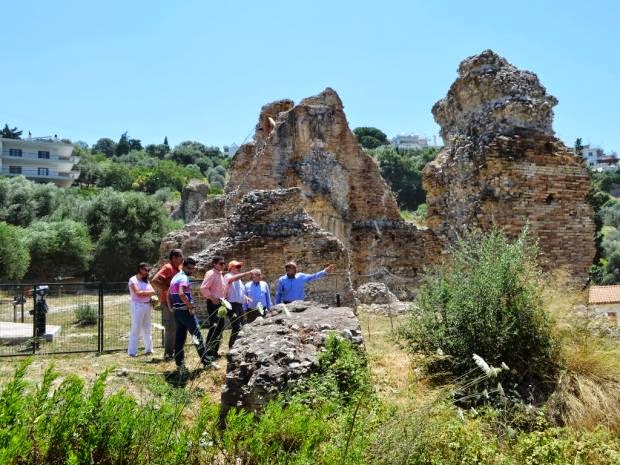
[275,262,336,304]
[244,269,273,323]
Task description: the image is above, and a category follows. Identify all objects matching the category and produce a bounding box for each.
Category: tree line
[0,126,234,283]
[81,135,229,193]
[353,126,439,215]
[0,176,177,282]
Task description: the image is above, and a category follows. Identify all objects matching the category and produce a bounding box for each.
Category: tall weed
[400,229,559,403]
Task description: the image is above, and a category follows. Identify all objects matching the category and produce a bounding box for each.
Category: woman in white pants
[128,263,156,357]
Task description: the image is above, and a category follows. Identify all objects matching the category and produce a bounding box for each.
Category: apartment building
[582,145,619,172]
[390,134,430,150]
[0,137,80,187]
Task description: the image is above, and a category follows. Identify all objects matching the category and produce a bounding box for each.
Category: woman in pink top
[128,262,156,357]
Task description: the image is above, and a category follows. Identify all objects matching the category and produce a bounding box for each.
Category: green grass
[2,267,620,464]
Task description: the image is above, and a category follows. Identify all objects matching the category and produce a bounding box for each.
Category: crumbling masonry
[161,50,595,303]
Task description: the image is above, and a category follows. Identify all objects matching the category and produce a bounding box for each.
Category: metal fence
[0,281,212,358]
[0,272,415,358]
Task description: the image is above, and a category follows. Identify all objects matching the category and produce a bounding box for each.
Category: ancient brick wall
[225,88,401,230]
[424,50,595,283]
[350,221,442,299]
[193,188,353,305]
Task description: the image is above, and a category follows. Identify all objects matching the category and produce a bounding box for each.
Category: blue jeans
[173,306,208,367]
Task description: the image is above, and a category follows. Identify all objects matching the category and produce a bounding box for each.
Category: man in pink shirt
[200,255,254,359]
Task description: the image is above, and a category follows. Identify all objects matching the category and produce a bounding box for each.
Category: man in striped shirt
[169,257,212,370]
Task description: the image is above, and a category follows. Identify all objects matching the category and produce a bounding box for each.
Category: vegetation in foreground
[2,231,620,464]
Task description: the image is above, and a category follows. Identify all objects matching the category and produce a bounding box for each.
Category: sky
[2,0,619,152]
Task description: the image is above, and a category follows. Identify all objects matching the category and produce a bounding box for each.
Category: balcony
[1,167,80,181]
[1,150,79,164]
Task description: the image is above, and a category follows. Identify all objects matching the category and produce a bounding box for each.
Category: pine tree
[1,124,23,139]
[116,132,130,156]
[574,137,584,159]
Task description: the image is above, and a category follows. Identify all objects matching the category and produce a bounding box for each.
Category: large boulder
[172,179,210,223]
[355,282,397,304]
[221,301,363,416]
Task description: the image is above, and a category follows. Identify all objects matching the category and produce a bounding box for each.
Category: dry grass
[0,331,231,415]
[358,308,441,409]
[0,306,465,419]
[543,271,620,434]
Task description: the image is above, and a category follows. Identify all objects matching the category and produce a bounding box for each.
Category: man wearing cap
[223,260,252,348]
[200,256,255,359]
[275,262,336,304]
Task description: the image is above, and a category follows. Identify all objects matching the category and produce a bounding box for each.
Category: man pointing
[274,262,336,304]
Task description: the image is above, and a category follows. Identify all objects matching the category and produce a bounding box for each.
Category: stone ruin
[162,87,439,303]
[424,50,595,280]
[161,49,597,414]
[162,49,595,300]
[221,301,362,417]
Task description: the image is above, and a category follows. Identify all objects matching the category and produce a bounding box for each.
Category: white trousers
[128,301,152,355]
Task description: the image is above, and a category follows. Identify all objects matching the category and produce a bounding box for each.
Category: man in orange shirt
[151,249,183,360]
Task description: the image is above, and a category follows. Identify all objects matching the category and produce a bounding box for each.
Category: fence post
[12,286,17,323]
[20,287,25,323]
[98,283,104,353]
[32,284,37,354]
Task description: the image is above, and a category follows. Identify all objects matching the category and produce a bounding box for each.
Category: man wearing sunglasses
[200,256,255,360]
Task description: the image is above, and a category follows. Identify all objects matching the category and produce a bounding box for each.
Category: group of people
[127,249,335,371]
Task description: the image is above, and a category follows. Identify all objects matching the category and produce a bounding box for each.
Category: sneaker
[164,353,174,361]
[144,351,153,356]
[177,364,189,376]
[203,361,221,370]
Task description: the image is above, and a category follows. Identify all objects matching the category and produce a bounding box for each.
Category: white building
[582,145,619,172]
[390,134,430,151]
[588,285,620,326]
[223,143,239,158]
[0,137,80,187]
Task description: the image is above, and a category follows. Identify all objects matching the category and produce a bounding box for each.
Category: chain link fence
[0,282,215,358]
[0,271,417,358]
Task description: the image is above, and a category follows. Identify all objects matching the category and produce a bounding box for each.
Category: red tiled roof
[588,285,620,304]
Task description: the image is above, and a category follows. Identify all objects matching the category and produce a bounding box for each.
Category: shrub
[400,229,559,403]
[288,334,372,407]
[24,220,92,280]
[0,221,30,281]
[0,360,191,465]
[84,189,170,281]
[368,402,620,465]
[75,304,97,326]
